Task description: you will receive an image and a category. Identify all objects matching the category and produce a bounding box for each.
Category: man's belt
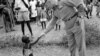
[64,12,78,22]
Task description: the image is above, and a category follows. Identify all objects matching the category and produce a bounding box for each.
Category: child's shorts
[40,18,47,22]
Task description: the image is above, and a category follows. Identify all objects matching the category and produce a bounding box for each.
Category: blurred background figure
[40,6,47,30]
[0,0,15,32]
[36,0,42,26]
[83,0,93,19]
[29,0,37,22]
[36,0,47,26]
[86,3,93,18]
[96,1,100,17]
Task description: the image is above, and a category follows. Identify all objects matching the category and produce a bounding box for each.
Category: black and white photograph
[0,0,100,56]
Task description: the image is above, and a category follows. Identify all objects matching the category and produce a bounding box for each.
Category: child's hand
[29,33,45,46]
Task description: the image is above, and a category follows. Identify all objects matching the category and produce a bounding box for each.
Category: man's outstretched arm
[43,17,58,34]
[39,16,58,38]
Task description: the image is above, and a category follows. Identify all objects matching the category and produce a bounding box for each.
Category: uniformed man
[38,0,87,56]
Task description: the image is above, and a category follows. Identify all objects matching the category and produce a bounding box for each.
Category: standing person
[40,6,47,29]
[14,0,33,36]
[38,0,87,56]
[96,1,100,16]
[7,0,15,30]
[47,8,53,21]
[0,0,15,32]
[29,0,37,22]
[86,3,93,18]
[36,0,42,25]
[77,4,87,18]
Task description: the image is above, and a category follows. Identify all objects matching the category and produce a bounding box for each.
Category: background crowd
[0,0,100,33]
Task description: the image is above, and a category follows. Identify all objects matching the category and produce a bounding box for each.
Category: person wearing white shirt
[30,0,37,17]
[14,0,33,36]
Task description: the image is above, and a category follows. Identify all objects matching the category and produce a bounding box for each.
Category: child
[22,35,33,56]
[40,6,47,29]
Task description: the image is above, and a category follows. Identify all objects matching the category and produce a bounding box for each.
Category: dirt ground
[0,45,100,56]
